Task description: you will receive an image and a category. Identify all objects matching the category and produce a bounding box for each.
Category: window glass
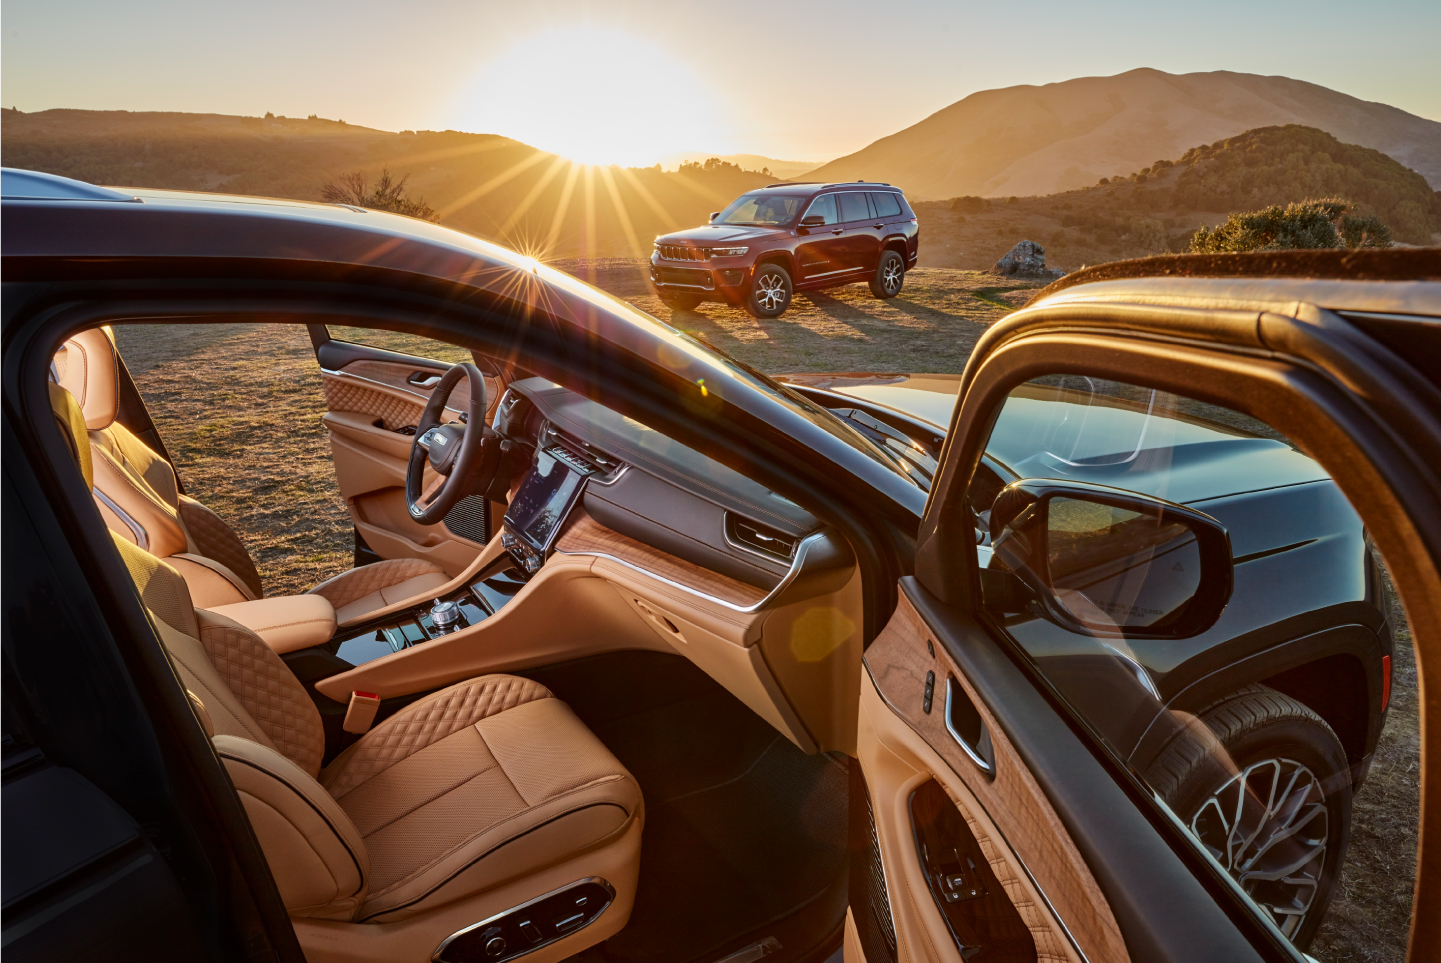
[326,325,473,364]
[715,192,804,226]
[872,192,903,218]
[803,194,838,226]
[837,191,871,223]
[968,374,1416,958]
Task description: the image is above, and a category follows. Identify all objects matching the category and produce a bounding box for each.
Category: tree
[1190,198,1392,254]
[320,168,438,221]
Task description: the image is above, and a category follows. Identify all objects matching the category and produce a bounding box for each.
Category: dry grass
[114,262,1415,960]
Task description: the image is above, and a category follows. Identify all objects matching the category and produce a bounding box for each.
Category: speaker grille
[443,495,491,545]
[849,761,898,963]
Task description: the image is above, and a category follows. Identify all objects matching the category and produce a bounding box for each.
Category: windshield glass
[715,192,804,226]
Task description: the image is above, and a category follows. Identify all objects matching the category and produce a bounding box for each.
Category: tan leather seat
[55,327,451,619]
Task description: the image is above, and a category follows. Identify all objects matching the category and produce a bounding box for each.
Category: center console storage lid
[205,595,338,654]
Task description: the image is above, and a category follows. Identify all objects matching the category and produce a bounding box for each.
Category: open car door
[305,323,513,576]
[849,279,1440,963]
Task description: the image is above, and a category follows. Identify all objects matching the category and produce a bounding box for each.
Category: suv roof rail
[760,181,897,190]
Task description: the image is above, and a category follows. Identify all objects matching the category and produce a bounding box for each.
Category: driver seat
[55,327,451,620]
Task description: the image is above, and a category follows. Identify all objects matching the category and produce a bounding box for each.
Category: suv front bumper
[650,254,749,299]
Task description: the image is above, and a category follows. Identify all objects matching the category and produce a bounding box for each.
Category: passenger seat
[49,383,644,960]
[54,326,452,618]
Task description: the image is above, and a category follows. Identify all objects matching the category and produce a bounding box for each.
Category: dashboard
[494,377,850,596]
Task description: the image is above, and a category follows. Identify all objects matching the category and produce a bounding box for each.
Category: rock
[992,240,1063,278]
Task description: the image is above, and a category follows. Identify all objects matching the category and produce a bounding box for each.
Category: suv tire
[745,263,792,318]
[660,291,701,311]
[1145,684,1351,948]
[869,250,905,299]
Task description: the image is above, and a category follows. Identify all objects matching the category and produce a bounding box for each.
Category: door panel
[312,328,512,575]
[860,588,1124,963]
[796,193,848,282]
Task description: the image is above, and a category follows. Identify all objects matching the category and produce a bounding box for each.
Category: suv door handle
[830,229,843,235]
[873,223,884,229]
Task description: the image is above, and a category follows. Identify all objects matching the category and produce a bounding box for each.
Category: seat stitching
[95,447,178,519]
[478,722,526,804]
[168,650,270,746]
[246,617,335,632]
[353,760,501,838]
[362,776,629,901]
[358,799,632,920]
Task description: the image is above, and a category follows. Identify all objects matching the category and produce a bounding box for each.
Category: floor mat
[521,652,848,963]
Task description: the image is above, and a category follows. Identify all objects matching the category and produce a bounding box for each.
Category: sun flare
[456,27,728,168]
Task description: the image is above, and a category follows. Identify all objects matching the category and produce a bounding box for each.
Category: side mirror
[982,479,1233,639]
[709,211,720,222]
[799,214,826,228]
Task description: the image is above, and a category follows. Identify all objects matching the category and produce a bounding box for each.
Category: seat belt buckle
[343,691,381,734]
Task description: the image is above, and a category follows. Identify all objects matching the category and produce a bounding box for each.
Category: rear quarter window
[871,192,903,219]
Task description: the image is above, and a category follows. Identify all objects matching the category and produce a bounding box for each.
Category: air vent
[725,514,798,563]
[443,495,490,545]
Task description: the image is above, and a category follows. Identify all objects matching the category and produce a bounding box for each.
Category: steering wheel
[406,363,501,524]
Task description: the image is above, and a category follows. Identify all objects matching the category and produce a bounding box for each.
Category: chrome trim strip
[555,530,829,614]
[93,488,148,550]
[430,877,616,962]
[944,677,994,775]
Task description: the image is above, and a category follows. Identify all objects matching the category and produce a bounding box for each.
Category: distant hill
[0,108,775,259]
[659,152,823,180]
[807,69,1441,199]
[912,125,1441,272]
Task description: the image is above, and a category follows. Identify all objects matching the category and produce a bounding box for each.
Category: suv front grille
[658,244,708,261]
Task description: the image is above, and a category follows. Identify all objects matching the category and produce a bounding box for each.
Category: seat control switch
[433,878,616,963]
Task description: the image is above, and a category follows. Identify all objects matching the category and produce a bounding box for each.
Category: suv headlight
[708,246,749,258]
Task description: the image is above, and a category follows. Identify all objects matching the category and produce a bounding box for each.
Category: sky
[4,0,1439,167]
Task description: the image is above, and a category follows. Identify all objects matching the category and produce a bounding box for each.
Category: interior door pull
[408,370,443,388]
[945,677,996,775]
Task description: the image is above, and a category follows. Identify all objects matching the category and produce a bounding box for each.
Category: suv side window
[804,194,839,226]
[871,192,903,219]
[837,191,870,223]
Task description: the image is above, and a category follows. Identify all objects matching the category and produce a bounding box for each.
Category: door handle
[945,677,995,775]
[873,223,884,229]
[830,229,843,235]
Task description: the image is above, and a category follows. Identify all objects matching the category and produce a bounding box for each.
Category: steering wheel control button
[432,879,616,963]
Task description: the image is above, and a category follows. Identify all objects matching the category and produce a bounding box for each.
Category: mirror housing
[983,479,1233,639]
[709,211,720,222]
[799,214,826,228]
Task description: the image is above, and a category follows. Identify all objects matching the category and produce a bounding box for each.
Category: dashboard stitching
[585,490,785,583]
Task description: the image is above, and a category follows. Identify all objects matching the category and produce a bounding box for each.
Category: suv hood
[657,224,789,245]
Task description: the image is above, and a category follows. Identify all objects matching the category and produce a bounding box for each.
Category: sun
[455,27,729,168]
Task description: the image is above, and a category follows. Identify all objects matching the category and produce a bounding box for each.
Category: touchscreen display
[503,450,587,554]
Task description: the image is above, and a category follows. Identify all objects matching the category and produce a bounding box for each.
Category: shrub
[950,195,989,214]
[1189,198,1392,253]
[1129,217,1168,254]
[320,168,438,221]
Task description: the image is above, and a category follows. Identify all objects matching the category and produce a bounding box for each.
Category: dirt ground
[112,262,1417,962]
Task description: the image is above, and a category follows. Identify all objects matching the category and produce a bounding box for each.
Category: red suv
[650,182,918,318]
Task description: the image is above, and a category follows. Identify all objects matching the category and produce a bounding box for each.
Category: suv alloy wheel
[746,263,793,318]
[870,250,906,299]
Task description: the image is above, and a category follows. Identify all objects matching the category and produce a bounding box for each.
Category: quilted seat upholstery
[105,533,643,928]
[55,326,449,622]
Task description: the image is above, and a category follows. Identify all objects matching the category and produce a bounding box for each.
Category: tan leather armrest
[206,595,337,654]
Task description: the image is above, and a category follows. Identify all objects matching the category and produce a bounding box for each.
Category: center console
[500,445,599,573]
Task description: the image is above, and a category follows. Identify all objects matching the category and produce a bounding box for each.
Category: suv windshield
[714,192,804,226]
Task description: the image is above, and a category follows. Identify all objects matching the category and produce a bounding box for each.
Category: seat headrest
[54,327,120,430]
[48,383,94,489]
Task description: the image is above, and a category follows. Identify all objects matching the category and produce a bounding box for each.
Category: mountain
[912,125,1441,273]
[659,152,823,179]
[0,108,775,259]
[806,69,1441,199]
